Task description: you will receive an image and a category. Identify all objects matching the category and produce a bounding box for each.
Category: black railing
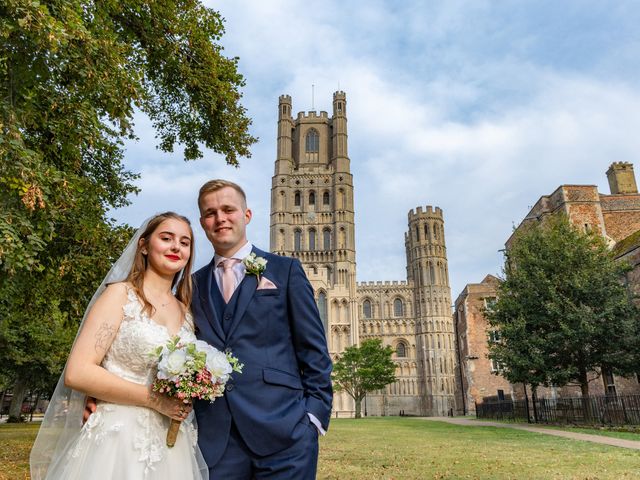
[476,394,640,426]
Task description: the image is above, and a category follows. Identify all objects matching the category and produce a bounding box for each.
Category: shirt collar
[214,241,253,268]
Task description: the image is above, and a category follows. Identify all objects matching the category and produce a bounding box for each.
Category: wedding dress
[44,288,208,479]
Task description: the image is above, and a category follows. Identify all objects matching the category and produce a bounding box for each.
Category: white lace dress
[45,289,208,479]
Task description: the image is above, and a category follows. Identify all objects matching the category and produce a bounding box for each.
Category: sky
[113,0,640,301]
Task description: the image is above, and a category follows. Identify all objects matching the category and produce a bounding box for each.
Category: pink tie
[220,259,239,303]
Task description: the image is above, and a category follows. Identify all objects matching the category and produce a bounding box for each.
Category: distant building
[455,164,640,407]
[270,92,457,416]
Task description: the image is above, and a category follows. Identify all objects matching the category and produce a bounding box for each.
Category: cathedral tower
[270,93,359,415]
[405,207,457,415]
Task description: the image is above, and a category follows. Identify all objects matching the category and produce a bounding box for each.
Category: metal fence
[476,394,640,426]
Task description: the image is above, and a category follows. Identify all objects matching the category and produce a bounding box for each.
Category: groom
[191,179,333,479]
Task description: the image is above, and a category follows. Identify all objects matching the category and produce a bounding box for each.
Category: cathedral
[269,92,457,416]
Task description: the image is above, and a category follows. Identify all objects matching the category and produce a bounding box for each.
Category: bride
[30,212,208,479]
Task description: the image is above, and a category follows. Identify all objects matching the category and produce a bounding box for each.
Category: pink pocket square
[257,277,278,290]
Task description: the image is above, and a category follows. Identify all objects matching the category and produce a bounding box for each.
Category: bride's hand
[147,388,192,421]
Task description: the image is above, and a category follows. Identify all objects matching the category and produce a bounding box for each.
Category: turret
[607,162,638,194]
[275,95,293,175]
[332,91,349,172]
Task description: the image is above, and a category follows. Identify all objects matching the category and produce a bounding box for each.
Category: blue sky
[114,0,640,300]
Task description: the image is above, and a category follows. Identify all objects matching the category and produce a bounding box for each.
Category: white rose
[205,349,232,381]
[194,340,213,354]
[158,349,188,379]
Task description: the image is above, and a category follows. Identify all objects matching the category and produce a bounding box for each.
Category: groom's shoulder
[254,247,294,266]
[192,262,211,281]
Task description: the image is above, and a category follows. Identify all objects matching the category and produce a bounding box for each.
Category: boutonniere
[243,253,267,281]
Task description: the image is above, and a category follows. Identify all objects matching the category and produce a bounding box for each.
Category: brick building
[455,164,640,409]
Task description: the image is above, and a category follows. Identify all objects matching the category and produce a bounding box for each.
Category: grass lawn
[0,422,36,480]
[318,418,640,480]
[2,418,639,479]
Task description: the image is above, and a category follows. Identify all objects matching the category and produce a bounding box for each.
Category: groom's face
[199,186,252,257]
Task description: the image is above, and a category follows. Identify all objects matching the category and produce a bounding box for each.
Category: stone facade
[459,165,640,407]
[269,92,456,416]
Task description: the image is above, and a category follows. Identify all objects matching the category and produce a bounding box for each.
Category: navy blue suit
[192,247,332,477]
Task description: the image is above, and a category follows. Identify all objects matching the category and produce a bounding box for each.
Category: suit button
[227,383,234,391]
[224,314,231,321]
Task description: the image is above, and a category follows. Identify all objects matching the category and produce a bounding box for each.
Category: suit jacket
[192,246,333,466]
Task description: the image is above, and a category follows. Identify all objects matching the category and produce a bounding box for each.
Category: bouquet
[151,336,243,447]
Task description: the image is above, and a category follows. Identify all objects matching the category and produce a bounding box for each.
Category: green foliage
[1,0,256,272]
[487,215,640,395]
[0,0,255,411]
[332,339,396,418]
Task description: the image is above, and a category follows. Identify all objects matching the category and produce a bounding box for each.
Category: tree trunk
[578,369,593,422]
[354,397,362,418]
[8,378,28,423]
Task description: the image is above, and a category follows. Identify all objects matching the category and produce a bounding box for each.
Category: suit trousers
[209,415,319,480]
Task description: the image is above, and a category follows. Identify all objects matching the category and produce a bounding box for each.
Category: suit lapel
[225,246,266,339]
[197,258,226,342]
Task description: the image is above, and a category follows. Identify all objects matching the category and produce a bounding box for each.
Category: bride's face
[143,218,192,275]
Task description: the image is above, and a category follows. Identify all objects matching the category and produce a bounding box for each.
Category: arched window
[415,225,420,241]
[396,342,407,358]
[394,298,404,317]
[309,191,315,206]
[294,191,301,207]
[294,229,302,251]
[305,129,319,152]
[363,299,372,319]
[424,223,430,240]
[317,291,328,331]
[323,228,331,250]
[434,224,439,240]
[308,228,316,251]
[323,191,330,206]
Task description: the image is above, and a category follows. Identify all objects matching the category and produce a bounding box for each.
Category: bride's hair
[126,212,194,315]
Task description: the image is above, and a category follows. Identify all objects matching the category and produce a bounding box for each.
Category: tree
[332,339,397,418]
[487,215,640,396]
[1,0,255,419]
[1,0,256,272]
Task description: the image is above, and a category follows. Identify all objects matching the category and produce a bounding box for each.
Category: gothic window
[434,224,439,240]
[424,223,430,239]
[396,342,407,358]
[363,299,372,319]
[309,191,316,206]
[415,225,420,241]
[323,228,331,250]
[305,129,319,152]
[317,291,328,332]
[394,298,404,317]
[308,228,316,251]
[294,191,301,207]
[294,229,302,251]
[323,191,330,206]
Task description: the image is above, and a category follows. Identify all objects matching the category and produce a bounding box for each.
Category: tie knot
[220,258,239,271]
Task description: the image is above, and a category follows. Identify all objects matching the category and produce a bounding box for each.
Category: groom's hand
[83,396,97,423]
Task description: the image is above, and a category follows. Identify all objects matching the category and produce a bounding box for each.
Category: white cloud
[114,0,640,300]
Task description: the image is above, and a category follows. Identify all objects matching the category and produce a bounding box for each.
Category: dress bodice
[102,288,196,385]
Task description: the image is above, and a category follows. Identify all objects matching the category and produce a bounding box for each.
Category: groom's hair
[198,179,247,212]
